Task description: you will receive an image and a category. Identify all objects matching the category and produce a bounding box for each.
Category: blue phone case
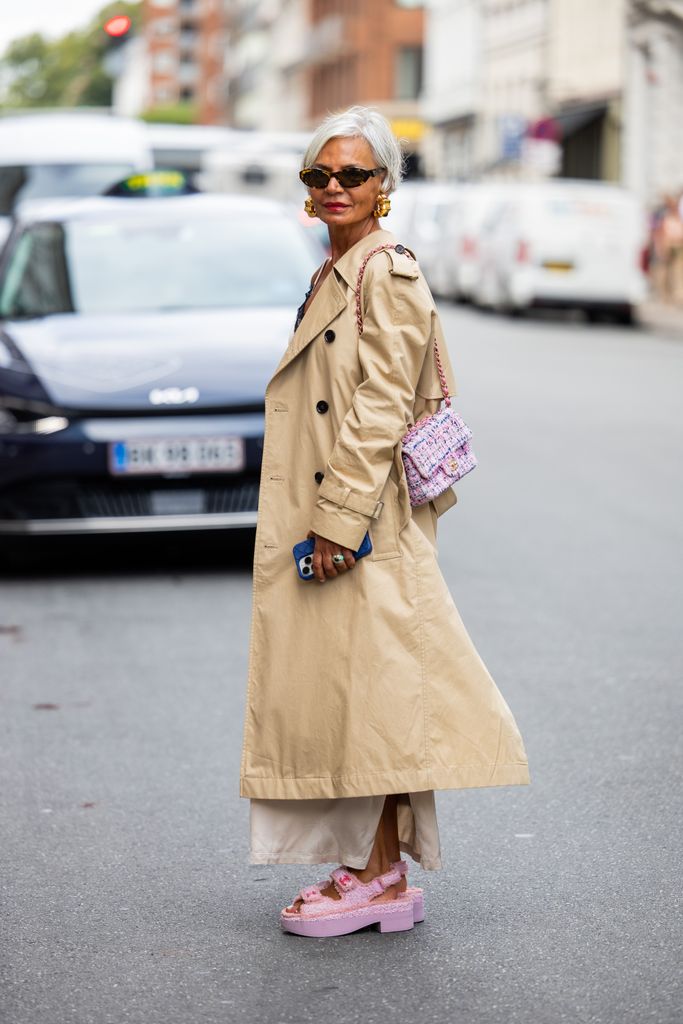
[293,532,372,580]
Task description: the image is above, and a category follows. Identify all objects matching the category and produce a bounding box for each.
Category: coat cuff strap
[317,478,384,519]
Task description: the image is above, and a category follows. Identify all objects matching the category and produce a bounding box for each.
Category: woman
[240,106,529,938]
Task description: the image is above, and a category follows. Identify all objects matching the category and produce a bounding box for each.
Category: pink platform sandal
[281,862,415,938]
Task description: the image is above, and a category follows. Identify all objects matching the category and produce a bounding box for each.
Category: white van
[473,180,648,321]
[0,113,152,247]
[199,132,312,204]
[145,122,237,186]
[386,181,467,298]
[447,183,521,301]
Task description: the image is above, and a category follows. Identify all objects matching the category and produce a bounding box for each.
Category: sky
[0,0,110,56]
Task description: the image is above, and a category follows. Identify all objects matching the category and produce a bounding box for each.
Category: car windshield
[0,164,135,215]
[0,210,319,316]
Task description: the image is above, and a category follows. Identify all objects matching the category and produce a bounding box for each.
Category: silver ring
[332,553,345,564]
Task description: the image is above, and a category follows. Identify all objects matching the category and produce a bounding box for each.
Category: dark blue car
[0,190,321,536]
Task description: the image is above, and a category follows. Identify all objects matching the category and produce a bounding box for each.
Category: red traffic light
[104,15,132,37]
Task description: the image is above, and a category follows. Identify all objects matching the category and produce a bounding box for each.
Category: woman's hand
[307,531,356,583]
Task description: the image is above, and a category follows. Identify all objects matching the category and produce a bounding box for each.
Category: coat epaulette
[387,244,419,279]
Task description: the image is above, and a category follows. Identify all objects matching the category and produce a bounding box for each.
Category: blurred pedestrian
[652,194,683,304]
[240,106,529,938]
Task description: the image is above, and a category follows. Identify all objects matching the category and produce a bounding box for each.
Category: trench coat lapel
[271,270,347,380]
[270,229,395,383]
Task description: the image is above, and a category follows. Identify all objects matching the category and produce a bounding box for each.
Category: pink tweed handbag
[355,243,477,508]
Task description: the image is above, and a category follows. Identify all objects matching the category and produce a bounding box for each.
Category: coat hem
[240,763,530,800]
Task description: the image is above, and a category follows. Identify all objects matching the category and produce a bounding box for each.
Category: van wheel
[500,294,523,317]
[615,307,635,327]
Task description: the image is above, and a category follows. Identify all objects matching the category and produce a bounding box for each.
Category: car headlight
[0,403,69,435]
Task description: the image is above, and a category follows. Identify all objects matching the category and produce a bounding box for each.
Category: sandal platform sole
[406,887,425,923]
[281,898,415,938]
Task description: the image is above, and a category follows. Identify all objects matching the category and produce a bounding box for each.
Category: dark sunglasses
[299,166,386,189]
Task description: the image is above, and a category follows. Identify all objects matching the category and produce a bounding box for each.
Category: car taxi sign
[104,170,198,197]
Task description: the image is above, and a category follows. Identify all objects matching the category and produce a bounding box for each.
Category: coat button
[324,329,335,343]
[316,400,329,414]
[314,471,325,483]
[394,244,405,254]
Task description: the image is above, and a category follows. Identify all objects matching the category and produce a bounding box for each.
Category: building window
[179,28,197,52]
[153,50,176,73]
[151,17,175,35]
[395,46,423,100]
[155,85,175,103]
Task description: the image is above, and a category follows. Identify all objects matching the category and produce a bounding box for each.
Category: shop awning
[390,118,426,142]
[553,102,607,139]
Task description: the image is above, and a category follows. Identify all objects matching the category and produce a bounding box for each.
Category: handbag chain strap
[354,243,451,408]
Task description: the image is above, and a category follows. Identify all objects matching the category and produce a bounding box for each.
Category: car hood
[2,308,295,411]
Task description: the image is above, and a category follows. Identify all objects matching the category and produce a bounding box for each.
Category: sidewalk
[639,299,683,339]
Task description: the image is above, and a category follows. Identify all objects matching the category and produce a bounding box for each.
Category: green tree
[0,1,142,110]
[140,103,198,126]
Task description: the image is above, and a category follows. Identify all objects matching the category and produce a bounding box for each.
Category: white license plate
[108,436,245,475]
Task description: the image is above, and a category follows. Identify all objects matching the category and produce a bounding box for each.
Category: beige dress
[250,792,442,870]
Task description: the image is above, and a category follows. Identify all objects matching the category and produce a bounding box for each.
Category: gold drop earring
[374,193,391,218]
[304,196,317,218]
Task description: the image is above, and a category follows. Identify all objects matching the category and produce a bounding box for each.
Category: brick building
[140,0,427,153]
[226,0,426,166]
[308,0,424,122]
[144,0,227,124]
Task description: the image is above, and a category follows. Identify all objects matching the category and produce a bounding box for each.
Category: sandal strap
[299,885,324,903]
[329,862,406,898]
[330,867,359,894]
[368,865,403,894]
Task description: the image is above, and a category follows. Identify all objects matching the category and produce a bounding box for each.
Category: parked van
[0,113,152,246]
[200,132,311,204]
[472,180,648,321]
[145,122,237,188]
[443,183,522,302]
[386,181,467,298]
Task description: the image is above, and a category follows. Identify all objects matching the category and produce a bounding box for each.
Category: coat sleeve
[309,253,433,550]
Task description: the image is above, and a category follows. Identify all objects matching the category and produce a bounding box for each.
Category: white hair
[302,106,404,194]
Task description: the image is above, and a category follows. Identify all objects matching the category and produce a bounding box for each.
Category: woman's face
[307,136,383,228]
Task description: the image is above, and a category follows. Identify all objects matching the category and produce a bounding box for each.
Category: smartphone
[293,532,372,580]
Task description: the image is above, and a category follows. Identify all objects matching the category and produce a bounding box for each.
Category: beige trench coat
[240,228,529,801]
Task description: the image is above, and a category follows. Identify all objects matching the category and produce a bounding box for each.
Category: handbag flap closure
[402,408,473,480]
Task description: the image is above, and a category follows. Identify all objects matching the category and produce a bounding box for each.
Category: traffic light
[103,15,132,38]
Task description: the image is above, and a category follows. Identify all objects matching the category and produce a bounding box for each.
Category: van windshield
[0,164,135,215]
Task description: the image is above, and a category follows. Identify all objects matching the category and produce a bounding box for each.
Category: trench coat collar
[270,227,396,382]
[332,226,396,290]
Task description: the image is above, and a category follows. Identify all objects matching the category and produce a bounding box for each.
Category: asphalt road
[1,305,681,1024]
